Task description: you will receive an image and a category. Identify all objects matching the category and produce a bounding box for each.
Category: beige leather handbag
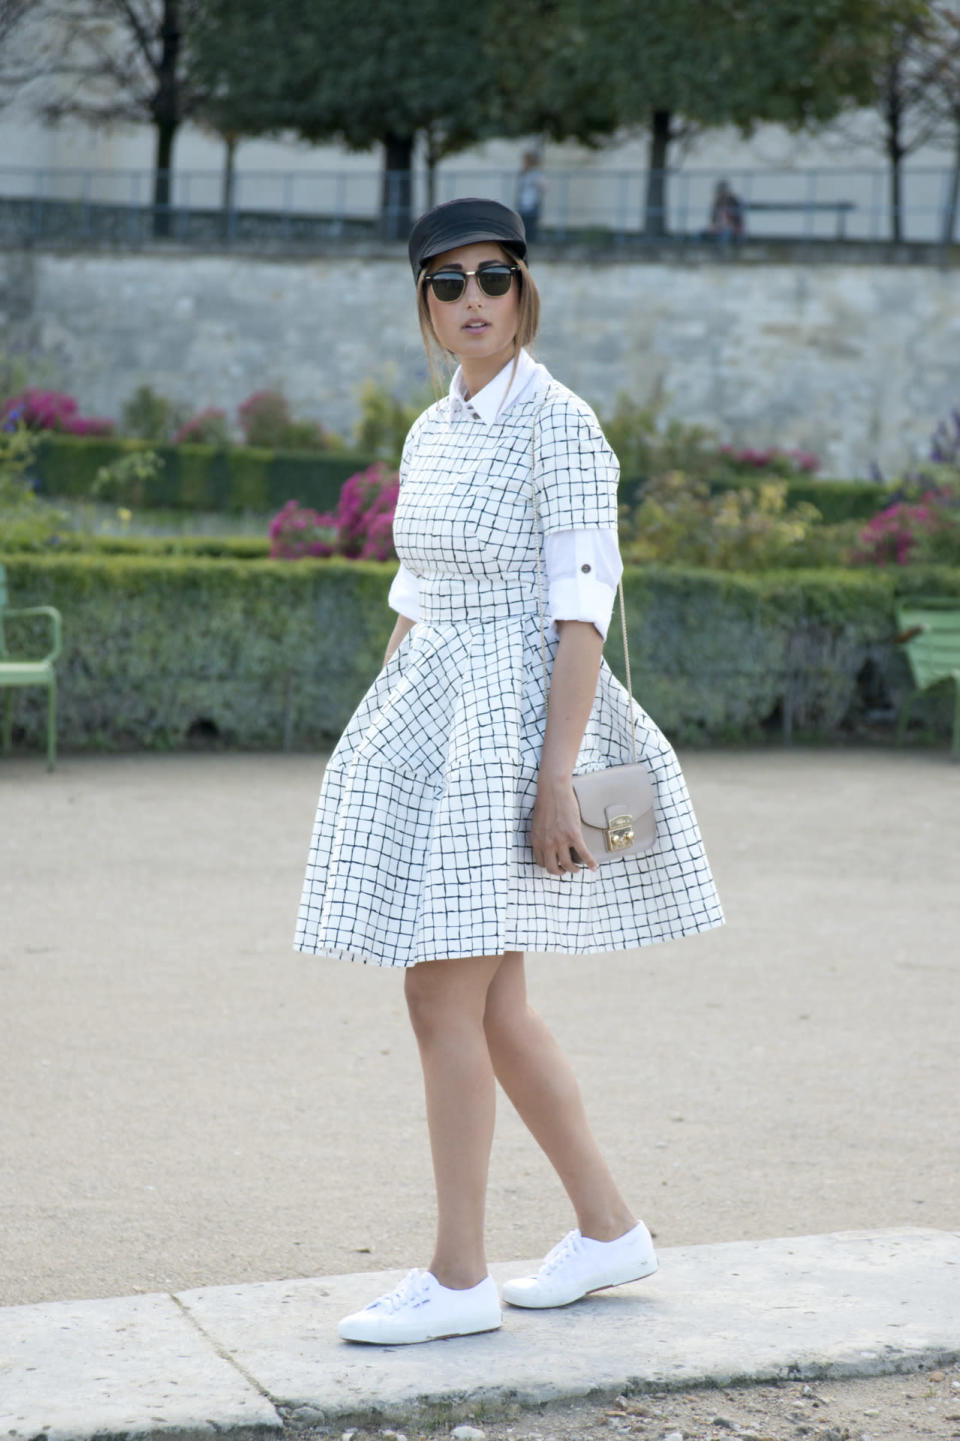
[529,394,657,865]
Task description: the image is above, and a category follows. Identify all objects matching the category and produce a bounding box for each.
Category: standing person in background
[516,151,546,243]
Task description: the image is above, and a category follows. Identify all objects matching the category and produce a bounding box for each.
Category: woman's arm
[384,613,416,667]
[530,618,604,876]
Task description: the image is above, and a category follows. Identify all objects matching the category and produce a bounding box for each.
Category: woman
[295,197,723,1345]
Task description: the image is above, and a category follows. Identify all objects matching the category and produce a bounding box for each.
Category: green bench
[895,596,960,759]
[0,562,63,770]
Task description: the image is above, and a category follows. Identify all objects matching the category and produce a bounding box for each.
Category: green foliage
[0,553,397,750]
[188,0,495,156]
[354,381,429,465]
[600,394,886,523]
[599,394,719,492]
[92,449,164,505]
[3,552,959,752]
[715,476,887,524]
[0,424,68,550]
[0,421,35,498]
[30,434,376,514]
[120,385,190,443]
[0,351,31,407]
[619,471,832,569]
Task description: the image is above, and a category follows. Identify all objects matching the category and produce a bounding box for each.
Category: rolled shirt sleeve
[387,560,421,622]
[545,528,623,640]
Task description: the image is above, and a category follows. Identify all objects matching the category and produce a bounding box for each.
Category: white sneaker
[337,1268,502,1344]
[501,1221,658,1309]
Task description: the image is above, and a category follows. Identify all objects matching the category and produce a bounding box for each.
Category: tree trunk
[883,60,904,243]
[381,132,414,241]
[153,121,177,238]
[221,132,238,241]
[942,120,960,245]
[644,109,671,238]
[151,0,182,238]
[425,128,439,212]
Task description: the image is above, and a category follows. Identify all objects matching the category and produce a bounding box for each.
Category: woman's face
[424,241,520,368]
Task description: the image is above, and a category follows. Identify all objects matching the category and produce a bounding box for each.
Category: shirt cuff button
[580,563,592,573]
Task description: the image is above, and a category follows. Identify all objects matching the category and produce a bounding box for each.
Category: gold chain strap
[529,391,638,766]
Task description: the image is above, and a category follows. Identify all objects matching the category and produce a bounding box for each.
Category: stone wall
[2,245,959,478]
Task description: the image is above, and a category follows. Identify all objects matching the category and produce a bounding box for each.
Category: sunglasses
[423,263,519,303]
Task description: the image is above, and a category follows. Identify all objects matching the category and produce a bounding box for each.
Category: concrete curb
[2,1228,957,1440]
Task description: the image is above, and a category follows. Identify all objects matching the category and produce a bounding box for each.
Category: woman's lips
[462,320,489,331]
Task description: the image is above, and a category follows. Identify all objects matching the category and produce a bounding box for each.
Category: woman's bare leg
[404,951,506,1290]
[483,952,636,1241]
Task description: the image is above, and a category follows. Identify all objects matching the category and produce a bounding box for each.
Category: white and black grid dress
[295,376,724,968]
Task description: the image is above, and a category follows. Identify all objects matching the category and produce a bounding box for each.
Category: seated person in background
[706,179,745,239]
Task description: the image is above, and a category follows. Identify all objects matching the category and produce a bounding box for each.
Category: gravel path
[1,748,956,1306]
[1,748,957,1440]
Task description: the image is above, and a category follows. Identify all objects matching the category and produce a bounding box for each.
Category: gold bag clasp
[606,813,635,851]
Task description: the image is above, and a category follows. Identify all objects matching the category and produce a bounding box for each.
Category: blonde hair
[415,248,541,398]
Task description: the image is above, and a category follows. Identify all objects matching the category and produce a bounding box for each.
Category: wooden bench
[743,200,857,239]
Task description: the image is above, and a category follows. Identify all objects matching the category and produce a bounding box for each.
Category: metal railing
[0,165,956,249]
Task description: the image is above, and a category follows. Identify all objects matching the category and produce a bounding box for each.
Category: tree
[856,6,945,240]
[0,0,44,105]
[817,1,957,241]
[928,11,960,240]
[35,0,210,232]
[495,0,927,236]
[188,0,502,239]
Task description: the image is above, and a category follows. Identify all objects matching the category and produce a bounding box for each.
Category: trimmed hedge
[38,535,272,559]
[29,434,378,514]
[704,475,887,523]
[2,554,959,753]
[30,434,891,525]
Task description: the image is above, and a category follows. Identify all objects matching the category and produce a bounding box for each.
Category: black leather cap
[408,197,527,280]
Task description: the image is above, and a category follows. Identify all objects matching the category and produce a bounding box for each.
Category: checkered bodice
[392,382,620,625]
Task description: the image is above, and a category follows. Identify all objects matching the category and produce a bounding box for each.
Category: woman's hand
[531,774,598,875]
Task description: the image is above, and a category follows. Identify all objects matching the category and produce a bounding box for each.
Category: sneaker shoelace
[539,1229,585,1276]
[367,1268,432,1314]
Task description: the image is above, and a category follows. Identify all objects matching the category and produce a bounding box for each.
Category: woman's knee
[484,992,537,1052]
[404,955,498,1041]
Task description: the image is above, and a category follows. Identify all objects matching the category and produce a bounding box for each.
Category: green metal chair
[894,596,960,759]
[0,562,63,770]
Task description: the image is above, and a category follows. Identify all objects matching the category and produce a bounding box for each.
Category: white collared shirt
[388,350,623,639]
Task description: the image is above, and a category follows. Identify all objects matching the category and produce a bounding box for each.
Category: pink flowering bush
[2,388,114,436]
[269,464,398,561]
[850,489,960,566]
[171,408,231,447]
[238,390,292,448]
[268,500,335,558]
[238,389,327,451]
[717,444,821,477]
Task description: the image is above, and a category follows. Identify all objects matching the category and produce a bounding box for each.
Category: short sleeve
[534,400,620,534]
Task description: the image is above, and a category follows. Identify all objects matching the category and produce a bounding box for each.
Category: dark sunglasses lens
[429,271,465,302]
[477,265,515,297]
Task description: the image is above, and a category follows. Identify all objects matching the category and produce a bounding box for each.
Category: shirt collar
[448,348,543,425]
